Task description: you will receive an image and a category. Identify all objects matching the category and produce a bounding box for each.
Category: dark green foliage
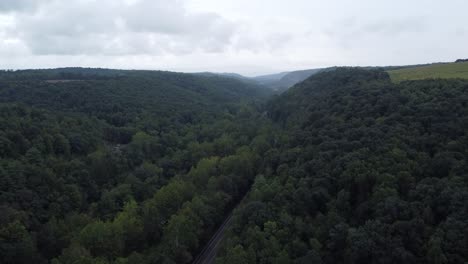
[0,68,271,263]
[1,67,467,264]
[217,68,468,264]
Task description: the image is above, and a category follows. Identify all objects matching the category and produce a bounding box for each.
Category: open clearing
[388,61,468,82]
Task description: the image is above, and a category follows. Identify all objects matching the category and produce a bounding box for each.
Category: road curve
[191,212,234,264]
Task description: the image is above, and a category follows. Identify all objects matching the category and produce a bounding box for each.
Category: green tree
[0,221,39,264]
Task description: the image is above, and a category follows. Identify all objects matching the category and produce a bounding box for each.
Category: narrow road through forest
[191,211,234,264]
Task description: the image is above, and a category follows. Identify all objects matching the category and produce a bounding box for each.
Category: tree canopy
[1,67,467,264]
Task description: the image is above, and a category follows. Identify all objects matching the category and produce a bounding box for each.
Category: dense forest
[217,68,468,264]
[0,69,273,263]
[0,68,467,264]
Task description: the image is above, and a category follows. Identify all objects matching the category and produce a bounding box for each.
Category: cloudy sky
[1,0,467,76]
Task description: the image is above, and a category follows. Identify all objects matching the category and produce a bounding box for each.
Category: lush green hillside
[0,68,273,264]
[217,68,468,264]
[0,69,272,130]
[388,61,468,82]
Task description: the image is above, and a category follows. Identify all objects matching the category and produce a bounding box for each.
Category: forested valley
[0,68,467,264]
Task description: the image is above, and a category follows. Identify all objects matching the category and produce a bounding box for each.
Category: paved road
[191,212,234,264]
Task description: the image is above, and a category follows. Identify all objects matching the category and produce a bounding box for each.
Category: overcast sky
[0,0,467,76]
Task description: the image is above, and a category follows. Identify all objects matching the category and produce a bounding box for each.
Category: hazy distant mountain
[252,72,290,85]
[218,72,249,79]
[192,72,251,81]
[272,69,324,91]
[252,68,327,91]
[193,68,328,92]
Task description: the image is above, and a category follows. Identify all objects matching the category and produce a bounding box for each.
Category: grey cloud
[0,0,51,13]
[1,0,467,75]
[265,33,293,51]
[362,17,426,35]
[22,34,142,56]
[324,16,428,48]
[9,0,236,55]
[455,28,466,36]
[16,1,119,37]
[232,24,294,54]
[125,0,192,34]
[123,0,237,52]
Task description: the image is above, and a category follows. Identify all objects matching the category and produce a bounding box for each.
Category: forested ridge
[0,68,273,263]
[217,68,468,264]
[0,67,467,264]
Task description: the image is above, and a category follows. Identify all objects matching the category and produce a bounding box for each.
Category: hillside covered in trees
[0,69,273,263]
[1,67,467,264]
[217,68,468,264]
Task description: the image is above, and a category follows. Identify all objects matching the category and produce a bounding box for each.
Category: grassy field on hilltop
[388,61,468,82]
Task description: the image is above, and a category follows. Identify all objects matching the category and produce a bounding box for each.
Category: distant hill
[192,72,251,81]
[252,72,290,86]
[194,69,327,92]
[252,68,326,91]
[272,68,327,91]
[218,72,249,80]
[268,68,390,125]
[387,61,468,82]
[0,68,272,126]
